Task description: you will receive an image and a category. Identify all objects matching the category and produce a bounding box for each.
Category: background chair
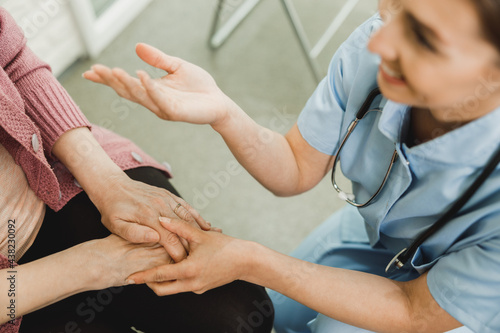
[209,0,361,82]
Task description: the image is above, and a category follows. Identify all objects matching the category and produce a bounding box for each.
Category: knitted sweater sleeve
[0,7,90,156]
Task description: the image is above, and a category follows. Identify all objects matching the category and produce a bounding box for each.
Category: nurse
[85,0,500,332]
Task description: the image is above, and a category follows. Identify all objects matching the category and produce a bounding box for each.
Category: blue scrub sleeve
[427,235,500,333]
[297,15,382,156]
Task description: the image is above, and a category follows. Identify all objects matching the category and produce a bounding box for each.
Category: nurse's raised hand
[83,43,237,128]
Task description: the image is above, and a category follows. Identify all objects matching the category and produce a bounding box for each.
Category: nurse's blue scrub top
[297,15,500,333]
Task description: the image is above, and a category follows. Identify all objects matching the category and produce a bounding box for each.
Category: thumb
[159,217,201,243]
[113,220,160,243]
[136,43,183,73]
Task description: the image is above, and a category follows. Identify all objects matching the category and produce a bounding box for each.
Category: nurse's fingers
[88,64,130,99]
[138,71,174,120]
[128,260,190,284]
[111,68,160,112]
[136,43,184,74]
[146,280,201,296]
[82,70,105,84]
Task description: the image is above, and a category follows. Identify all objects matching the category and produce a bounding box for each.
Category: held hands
[83,234,171,290]
[95,173,211,262]
[83,43,237,128]
[127,217,248,296]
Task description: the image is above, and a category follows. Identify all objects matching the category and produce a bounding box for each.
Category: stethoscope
[330,88,500,273]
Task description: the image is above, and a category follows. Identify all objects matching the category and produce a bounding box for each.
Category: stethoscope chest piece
[385,247,408,274]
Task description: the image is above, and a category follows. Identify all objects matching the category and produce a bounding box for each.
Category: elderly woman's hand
[96,173,211,262]
[83,43,238,129]
[84,233,173,290]
[0,233,173,325]
[52,126,211,263]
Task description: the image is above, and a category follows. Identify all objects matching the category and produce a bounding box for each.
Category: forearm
[212,103,303,196]
[0,243,95,324]
[52,127,126,207]
[244,242,415,333]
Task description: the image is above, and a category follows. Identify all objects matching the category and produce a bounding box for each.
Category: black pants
[19,167,274,333]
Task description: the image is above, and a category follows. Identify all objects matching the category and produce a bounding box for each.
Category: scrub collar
[378,100,500,167]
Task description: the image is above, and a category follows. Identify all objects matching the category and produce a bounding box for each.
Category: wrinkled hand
[127,217,245,296]
[95,173,211,262]
[84,234,171,290]
[83,43,235,127]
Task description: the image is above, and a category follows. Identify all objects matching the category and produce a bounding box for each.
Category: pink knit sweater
[0,7,171,331]
[0,7,171,211]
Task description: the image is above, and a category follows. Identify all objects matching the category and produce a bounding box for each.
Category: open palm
[84,43,233,126]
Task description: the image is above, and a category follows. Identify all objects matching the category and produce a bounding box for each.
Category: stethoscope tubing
[392,140,500,271]
[335,88,500,273]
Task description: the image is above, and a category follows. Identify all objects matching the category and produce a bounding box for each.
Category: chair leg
[308,0,361,59]
[208,0,225,49]
[209,0,360,83]
[280,0,322,82]
[208,0,262,50]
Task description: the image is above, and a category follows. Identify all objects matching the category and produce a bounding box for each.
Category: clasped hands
[89,172,239,295]
[96,172,215,262]
[95,171,242,296]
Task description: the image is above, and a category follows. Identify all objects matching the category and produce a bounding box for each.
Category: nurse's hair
[473,0,500,51]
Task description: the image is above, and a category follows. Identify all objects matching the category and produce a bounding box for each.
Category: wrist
[60,241,104,292]
[76,239,114,290]
[53,127,127,207]
[211,95,242,133]
[237,240,265,283]
[85,170,129,211]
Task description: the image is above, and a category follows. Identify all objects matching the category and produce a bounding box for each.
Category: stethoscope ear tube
[355,88,381,119]
[386,142,500,274]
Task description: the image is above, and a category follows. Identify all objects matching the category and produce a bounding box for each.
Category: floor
[60,0,376,269]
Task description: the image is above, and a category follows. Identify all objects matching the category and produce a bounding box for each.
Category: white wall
[1,0,86,77]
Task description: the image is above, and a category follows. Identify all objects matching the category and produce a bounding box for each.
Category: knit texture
[0,7,170,212]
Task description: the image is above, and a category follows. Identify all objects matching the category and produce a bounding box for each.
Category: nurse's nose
[368,17,400,62]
